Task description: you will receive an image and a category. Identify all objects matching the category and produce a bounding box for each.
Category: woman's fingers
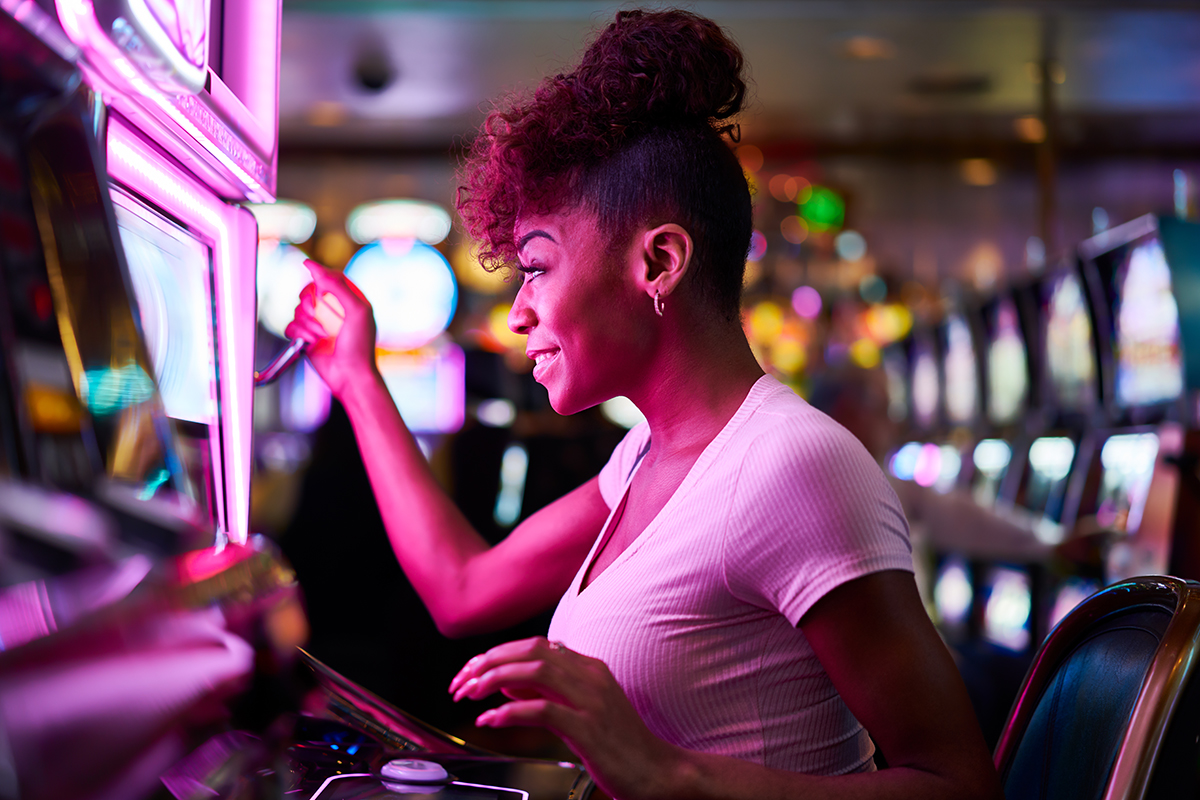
[449,637,558,693]
[452,659,574,706]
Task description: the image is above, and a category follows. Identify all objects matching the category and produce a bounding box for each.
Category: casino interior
[1,1,1200,798]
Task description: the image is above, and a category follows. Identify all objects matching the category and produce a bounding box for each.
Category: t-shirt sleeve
[597,422,652,509]
[722,413,913,627]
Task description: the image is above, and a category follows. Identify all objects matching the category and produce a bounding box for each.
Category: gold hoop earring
[654,291,664,317]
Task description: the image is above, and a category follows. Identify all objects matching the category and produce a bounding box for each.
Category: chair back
[993,575,1200,800]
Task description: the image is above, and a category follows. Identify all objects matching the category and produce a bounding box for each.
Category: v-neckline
[574,374,778,596]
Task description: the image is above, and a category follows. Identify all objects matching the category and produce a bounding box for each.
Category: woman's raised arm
[285,260,609,637]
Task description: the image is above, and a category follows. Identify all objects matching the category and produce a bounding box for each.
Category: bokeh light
[451,238,510,295]
[487,303,527,351]
[747,300,785,345]
[799,186,844,232]
[792,286,822,319]
[858,274,886,304]
[344,238,458,350]
[346,199,452,245]
[257,242,315,339]
[836,230,868,262]
[247,200,317,244]
[781,215,809,244]
[747,230,768,262]
[735,144,763,173]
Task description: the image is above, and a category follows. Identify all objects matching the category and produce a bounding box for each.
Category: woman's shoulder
[740,378,874,470]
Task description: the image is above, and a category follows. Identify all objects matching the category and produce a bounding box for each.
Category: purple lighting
[792,286,822,319]
[108,119,258,544]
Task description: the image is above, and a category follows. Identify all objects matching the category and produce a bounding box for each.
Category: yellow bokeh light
[850,338,882,369]
[487,303,527,352]
[771,338,807,374]
[747,301,785,345]
[452,239,511,295]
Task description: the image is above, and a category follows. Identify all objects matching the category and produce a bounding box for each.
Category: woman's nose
[508,293,536,335]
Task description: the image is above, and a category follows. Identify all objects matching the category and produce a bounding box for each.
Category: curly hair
[456,8,752,321]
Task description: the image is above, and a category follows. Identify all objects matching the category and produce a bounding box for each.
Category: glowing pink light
[108,119,258,544]
[55,0,276,202]
[913,443,942,488]
[792,286,822,319]
[748,230,767,262]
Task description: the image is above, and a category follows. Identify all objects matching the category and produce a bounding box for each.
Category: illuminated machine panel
[1042,270,1099,413]
[909,332,940,431]
[107,118,258,543]
[1082,215,1184,411]
[1096,432,1159,535]
[111,187,225,528]
[56,0,281,202]
[940,312,979,427]
[982,566,1032,652]
[984,296,1029,426]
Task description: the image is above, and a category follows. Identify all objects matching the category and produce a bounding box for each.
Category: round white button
[380,758,450,784]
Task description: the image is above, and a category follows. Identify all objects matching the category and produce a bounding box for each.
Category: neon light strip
[127,0,207,93]
[56,0,273,202]
[306,773,531,800]
[108,120,256,544]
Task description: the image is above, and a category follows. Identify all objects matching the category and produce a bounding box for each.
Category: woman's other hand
[450,637,681,800]
[284,259,377,397]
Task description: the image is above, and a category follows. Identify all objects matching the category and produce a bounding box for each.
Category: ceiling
[278,0,1200,155]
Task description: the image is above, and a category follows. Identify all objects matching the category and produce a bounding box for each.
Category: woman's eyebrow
[518,229,554,251]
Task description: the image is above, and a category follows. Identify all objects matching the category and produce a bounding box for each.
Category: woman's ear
[638,223,693,302]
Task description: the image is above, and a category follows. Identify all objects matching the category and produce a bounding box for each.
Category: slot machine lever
[254,338,308,387]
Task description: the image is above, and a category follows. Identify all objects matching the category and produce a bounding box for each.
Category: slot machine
[0,5,595,798]
[1071,214,1199,590]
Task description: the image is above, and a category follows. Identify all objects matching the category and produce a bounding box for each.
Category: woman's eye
[518,265,544,284]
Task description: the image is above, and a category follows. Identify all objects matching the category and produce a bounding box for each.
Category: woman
[286,9,1002,799]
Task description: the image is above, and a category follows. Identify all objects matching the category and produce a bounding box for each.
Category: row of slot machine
[0,5,592,799]
[882,211,1200,737]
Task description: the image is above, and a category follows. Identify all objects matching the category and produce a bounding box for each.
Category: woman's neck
[630,319,765,459]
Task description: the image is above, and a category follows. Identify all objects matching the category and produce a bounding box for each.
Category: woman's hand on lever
[450,637,682,800]
[284,259,377,398]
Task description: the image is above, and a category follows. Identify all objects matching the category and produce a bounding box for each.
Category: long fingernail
[453,678,478,702]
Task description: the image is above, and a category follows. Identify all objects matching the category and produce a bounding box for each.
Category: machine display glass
[942,313,978,426]
[982,566,1032,652]
[910,335,939,430]
[112,189,217,425]
[882,345,908,423]
[1096,432,1159,534]
[1019,436,1076,525]
[1112,236,1184,407]
[986,297,1028,425]
[934,557,973,632]
[111,188,219,528]
[971,438,1012,507]
[1043,272,1098,411]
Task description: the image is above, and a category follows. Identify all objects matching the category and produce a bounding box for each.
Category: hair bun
[573,9,746,130]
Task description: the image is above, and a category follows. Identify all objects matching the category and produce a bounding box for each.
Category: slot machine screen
[933,556,973,636]
[982,566,1032,652]
[882,344,908,423]
[910,334,940,430]
[971,438,1012,507]
[1042,271,1098,412]
[1102,234,1183,407]
[1048,577,1101,632]
[1019,436,1077,534]
[984,296,1029,426]
[1096,432,1159,535]
[111,188,220,529]
[941,313,978,426]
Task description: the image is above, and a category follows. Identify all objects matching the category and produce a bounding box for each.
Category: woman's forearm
[336,365,496,634]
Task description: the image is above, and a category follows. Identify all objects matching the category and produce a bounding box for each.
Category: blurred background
[242,0,1200,745]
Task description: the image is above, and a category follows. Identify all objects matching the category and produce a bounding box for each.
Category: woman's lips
[529,348,560,380]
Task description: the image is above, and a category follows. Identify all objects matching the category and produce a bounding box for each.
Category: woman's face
[508,208,654,415]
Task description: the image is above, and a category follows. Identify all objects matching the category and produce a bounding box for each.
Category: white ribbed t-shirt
[547,375,913,776]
